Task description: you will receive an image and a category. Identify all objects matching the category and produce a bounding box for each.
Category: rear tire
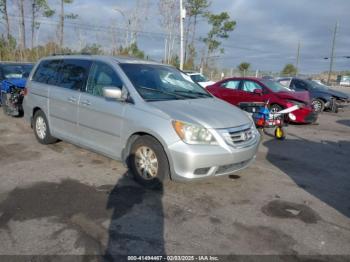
[129,135,170,189]
[311,99,325,113]
[33,110,57,144]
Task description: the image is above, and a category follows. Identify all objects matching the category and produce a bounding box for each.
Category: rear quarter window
[32,59,62,85]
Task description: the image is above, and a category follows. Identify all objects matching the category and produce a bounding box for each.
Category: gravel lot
[0,89,349,261]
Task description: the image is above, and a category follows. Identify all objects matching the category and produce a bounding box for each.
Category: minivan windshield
[120,63,212,101]
[261,79,292,92]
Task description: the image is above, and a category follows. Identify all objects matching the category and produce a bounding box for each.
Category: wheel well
[122,132,172,180]
[33,107,42,116]
[314,97,326,103]
[31,107,42,128]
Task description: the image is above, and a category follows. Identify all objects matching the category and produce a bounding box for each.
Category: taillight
[23,88,28,96]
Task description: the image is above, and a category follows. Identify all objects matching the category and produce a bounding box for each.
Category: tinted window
[242,81,262,92]
[57,59,92,90]
[292,80,309,91]
[0,64,33,80]
[86,62,123,97]
[221,80,240,90]
[32,60,62,85]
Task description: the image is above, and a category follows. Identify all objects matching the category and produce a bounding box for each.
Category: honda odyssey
[23,55,260,187]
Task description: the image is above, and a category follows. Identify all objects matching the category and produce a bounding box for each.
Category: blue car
[277,77,350,113]
[0,62,34,116]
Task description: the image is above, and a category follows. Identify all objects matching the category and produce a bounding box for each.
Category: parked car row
[1,56,349,188]
[276,77,350,113]
[0,55,260,188]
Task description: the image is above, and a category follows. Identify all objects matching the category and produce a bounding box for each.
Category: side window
[221,80,240,90]
[56,59,92,91]
[32,60,62,85]
[242,81,263,92]
[293,80,308,91]
[86,62,123,97]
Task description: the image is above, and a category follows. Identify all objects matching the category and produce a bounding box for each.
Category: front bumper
[292,107,318,124]
[167,134,260,181]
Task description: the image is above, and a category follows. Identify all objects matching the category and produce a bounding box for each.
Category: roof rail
[51,52,92,56]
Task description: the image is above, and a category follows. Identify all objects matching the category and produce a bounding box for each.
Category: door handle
[81,100,91,106]
[67,97,77,103]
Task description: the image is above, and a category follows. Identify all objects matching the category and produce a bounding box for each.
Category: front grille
[229,127,254,145]
[219,124,258,148]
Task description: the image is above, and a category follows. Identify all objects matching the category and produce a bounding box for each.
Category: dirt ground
[0,89,349,261]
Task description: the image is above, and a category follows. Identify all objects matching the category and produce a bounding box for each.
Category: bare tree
[58,0,77,49]
[128,0,149,45]
[17,0,26,50]
[183,0,210,65]
[159,0,179,64]
[31,0,55,48]
[0,0,10,41]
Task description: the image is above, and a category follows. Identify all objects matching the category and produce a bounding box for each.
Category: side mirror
[253,89,263,95]
[103,87,123,100]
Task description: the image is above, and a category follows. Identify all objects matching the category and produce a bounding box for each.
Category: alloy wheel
[312,100,322,112]
[36,116,47,140]
[135,146,159,180]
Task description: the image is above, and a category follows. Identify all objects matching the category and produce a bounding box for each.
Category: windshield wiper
[137,86,189,100]
[174,90,211,98]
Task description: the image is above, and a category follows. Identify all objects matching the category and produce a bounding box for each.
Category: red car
[207,77,317,124]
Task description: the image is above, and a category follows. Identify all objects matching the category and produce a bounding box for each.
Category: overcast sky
[7,0,350,74]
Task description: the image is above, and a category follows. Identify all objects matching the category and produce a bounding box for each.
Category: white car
[186,72,215,88]
[340,76,350,86]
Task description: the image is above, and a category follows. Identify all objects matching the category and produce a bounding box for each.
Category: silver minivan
[23,55,260,187]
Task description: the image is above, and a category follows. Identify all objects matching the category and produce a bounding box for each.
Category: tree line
[0,0,237,70]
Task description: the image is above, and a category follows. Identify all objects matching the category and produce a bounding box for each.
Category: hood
[149,98,252,129]
[318,88,349,99]
[275,90,310,103]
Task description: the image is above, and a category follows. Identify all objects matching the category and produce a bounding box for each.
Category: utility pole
[295,41,301,76]
[179,0,186,70]
[327,21,339,85]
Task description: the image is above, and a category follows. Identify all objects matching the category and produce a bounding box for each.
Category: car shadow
[337,119,350,127]
[104,173,165,260]
[263,135,350,218]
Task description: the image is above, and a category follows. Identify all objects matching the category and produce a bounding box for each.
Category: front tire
[33,110,57,144]
[311,99,325,113]
[129,135,170,189]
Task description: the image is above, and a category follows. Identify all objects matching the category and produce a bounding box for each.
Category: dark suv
[277,77,349,113]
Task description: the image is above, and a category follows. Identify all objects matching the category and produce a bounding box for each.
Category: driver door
[78,61,126,159]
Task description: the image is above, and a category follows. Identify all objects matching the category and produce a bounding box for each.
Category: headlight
[172,120,218,145]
